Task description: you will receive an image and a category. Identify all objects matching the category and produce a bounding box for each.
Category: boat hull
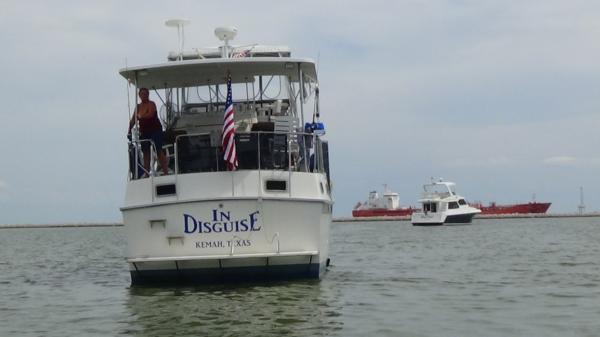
[411,211,479,226]
[130,260,322,285]
[411,222,444,226]
[123,198,330,285]
[444,212,478,224]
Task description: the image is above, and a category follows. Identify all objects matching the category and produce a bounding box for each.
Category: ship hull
[477,202,551,215]
[352,208,414,217]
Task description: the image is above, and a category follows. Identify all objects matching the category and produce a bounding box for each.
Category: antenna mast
[578,186,586,215]
[214,26,238,58]
[165,19,190,60]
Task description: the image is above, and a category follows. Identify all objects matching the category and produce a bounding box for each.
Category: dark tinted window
[156,184,176,196]
[266,180,287,191]
[424,202,437,212]
[449,202,459,209]
[458,199,467,205]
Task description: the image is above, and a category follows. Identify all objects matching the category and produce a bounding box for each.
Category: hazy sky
[1,1,599,224]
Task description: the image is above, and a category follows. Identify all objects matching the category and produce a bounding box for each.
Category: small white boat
[119,23,332,284]
[411,179,480,226]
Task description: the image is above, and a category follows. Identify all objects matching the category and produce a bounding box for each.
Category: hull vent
[266,180,287,191]
[156,184,177,196]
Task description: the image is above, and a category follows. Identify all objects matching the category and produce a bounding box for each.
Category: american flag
[231,49,250,58]
[222,73,238,170]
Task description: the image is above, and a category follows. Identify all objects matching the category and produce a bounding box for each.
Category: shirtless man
[128,88,169,176]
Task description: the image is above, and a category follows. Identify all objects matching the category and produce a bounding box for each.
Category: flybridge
[165,23,291,61]
[120,24,312,89]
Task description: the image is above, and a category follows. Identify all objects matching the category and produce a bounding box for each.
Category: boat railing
[421,191,452,199]
[127,130,327,180]
[127,139,157,180]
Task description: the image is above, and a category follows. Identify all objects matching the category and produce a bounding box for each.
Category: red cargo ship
[472,201,551,215]
[352,186,415,217]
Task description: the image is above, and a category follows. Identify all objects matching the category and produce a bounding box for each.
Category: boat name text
[183,210,261,234]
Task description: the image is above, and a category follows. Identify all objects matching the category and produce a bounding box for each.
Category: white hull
[121,171,332,284]
[411,180,481,226]
[118,33,332,284]
[411,208,479,226]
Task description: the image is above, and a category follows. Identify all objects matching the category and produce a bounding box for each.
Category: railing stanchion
[134,142,139,179]
[257,132,261,171]
[174,139,179,174]
[288,133,292,197]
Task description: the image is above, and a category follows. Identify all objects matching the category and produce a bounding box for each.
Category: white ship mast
[578,186,586,215]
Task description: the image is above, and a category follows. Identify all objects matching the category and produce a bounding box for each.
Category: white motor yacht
[411,179,480,226]
[119,23,332,284]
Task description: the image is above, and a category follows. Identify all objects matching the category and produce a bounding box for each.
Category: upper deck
[119,57,318,89]
[122,27,327,184]
[420,181,458,201]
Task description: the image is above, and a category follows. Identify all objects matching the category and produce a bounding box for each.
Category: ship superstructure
[352,185,414,217]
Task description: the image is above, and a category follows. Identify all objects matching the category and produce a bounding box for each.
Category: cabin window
[266,180,287,191]
[458,199,467,205]
[424,202,437,213]
[156,184,177,196]
[127,69,323,179]
[176,134,222,173]
[236,133,259,170]
[449,202,459,209]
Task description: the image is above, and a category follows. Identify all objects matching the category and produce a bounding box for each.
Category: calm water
[1,218,600,336]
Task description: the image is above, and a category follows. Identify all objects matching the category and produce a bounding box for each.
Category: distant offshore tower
[578,186,586,215]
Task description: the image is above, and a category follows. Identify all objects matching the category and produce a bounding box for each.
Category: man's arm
[128,102,139,133]
[128,114,135,133]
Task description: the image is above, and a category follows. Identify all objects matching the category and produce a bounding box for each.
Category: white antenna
[165,19,190,60]
[214,26,238,58]
[578,186,586,215]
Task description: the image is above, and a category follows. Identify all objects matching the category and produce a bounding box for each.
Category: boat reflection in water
[124,282,344,336]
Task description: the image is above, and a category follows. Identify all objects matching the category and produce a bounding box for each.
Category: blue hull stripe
[444,213,477,223]
[130,263,321,285]
[413,213,476,226]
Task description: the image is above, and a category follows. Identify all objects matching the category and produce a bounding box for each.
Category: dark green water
[1,218,599,336]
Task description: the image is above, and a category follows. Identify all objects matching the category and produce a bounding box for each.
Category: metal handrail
[128,130,325,180]
[128,139,157,180]
[173,130,323,174]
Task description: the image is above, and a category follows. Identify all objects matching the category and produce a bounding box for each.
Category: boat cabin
[120,49,330,183]
[412,179,480,225]
[418,181,471,213]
